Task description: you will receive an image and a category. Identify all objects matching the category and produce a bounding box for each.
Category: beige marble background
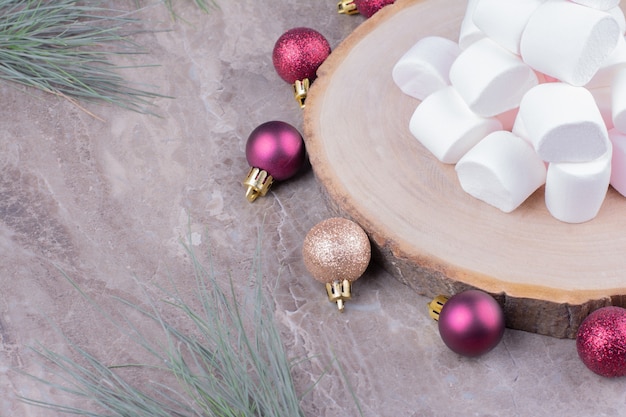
[1,1,625,416]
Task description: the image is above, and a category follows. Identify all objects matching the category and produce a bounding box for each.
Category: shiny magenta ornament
[272,27,331,108]
[337,0,395,18]
[576,306,626,377]
[242,121,306,202]
[429,290,505,357]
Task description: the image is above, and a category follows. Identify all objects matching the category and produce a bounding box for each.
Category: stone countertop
[1,1,624,416]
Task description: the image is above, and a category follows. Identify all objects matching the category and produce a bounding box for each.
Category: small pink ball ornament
[242,121,306,202]
[576,306,626,378]
[338,0,395,18]
[429,290,505,357]
[272,27,331,108]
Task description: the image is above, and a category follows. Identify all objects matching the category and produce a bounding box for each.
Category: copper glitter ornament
[577,306,626,377]
[272,27,331,108]
[302,217,371,311]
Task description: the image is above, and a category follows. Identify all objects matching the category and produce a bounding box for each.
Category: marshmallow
[520,0,620,86]
[517,83,609,162]
[585,35,626,89]
[611,66,626,133]
[392,36,461,101]
[570,0,619,11]
[544,147,612,223]
[449,38,538,117]
[589,86,614,130]
[609,128,626,196]
[409,86,502,164]
[455,131,547,212]
[472,0,547,55]
[458,0,486,49]
[608,7,626,33]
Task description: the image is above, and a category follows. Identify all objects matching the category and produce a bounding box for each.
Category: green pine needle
[19,236,311,417]
[0,0,167,114]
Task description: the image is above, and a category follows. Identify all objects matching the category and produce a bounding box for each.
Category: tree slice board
[303,0,626,338]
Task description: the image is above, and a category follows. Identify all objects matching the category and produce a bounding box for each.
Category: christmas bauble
[272,27,331,85]
[245,121,305,181]
[437,290,505,357]
[302,217,371,284]
[354,0,395,18]
[577,306,626,377]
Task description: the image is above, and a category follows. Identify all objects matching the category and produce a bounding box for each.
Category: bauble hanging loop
[337,0,359,15]
[429,290,505,357]
[576,306,626,378]
[242,121,306,202]
[302,217,371,311]
[272,27,331,108]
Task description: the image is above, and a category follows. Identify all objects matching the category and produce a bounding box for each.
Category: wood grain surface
[303,0,626,338]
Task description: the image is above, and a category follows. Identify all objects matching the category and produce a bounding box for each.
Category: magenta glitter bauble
[576,306,626,377]
[272,27,331,84]
[438,290,505,357]
[354,0,395,18]
[245,121,306,181]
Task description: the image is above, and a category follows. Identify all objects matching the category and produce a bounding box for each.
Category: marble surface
[1,1,626,416]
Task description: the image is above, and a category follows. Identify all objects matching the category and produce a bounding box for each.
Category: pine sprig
[19,238,309,417]
[0,0,166,114]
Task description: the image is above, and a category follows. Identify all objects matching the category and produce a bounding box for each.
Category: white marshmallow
[608,7,626,34]
[449,38,538,117]
[545,147,612,223]
[458,0,486,49]
[611,66,626,133]
[570,0,619,11]
[472,0,547,55]
[520,0,620,86]
[455,131,547,213]
[511,111,530,141]
[392,36,461,101]
[409,86,502,164]
[589,86,614,130]
[609,128,626,196]
[585,35,626,89]
[517,83,609,162]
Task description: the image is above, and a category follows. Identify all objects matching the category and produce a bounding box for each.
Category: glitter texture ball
[438,290,505,357]
[302,217,371,284]
[245,121,306,181]
[354,0,395,18]
[576,306,626,377]
[272,27,331,84]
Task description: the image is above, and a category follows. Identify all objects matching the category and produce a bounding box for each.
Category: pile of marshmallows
[392,0,626,223]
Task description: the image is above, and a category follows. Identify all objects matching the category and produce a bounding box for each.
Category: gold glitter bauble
[302,217,371,284]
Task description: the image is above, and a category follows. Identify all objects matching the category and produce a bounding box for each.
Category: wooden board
[303,0,626,338]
